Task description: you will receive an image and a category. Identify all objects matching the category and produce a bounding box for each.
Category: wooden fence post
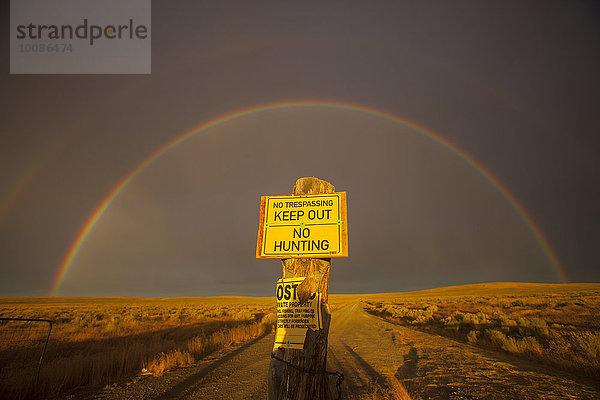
[268,177,335,400]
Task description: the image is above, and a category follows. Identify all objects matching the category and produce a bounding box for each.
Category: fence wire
[0,318,52,398]
[271,353,344,400]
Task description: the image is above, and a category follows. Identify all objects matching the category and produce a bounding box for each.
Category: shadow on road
[396,346,419,380]
[342,342,390,391]
[153,332,270,400]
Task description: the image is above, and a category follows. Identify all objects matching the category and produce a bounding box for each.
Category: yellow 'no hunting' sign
[256,192,348,258]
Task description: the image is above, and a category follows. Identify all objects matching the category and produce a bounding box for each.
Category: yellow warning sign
[256,192,348,258]
[274,277,322,350]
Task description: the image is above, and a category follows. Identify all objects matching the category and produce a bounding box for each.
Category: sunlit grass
[366,374,414,400]
[1,284,597,398]
[0,297,275,399]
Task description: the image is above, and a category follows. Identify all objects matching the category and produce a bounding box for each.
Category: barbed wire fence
[0,318,52,399]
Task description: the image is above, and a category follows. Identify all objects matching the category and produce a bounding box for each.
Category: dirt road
[328,302,599,399]
[75,302,600,399]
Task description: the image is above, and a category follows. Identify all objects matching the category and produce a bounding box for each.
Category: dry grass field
[0,283,598,399]
[362,283,600,379]
[0,297,275,399]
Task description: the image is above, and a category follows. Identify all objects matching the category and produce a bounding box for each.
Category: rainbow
[50,100,567,295]
[1,134,72,221]
[0,163,43,220]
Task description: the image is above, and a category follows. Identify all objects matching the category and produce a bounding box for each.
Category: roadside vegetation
[364,283,600,379]
[366,375,414,400]
[0,297,275,399]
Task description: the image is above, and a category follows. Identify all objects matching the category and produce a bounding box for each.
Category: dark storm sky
[0,1,598,296]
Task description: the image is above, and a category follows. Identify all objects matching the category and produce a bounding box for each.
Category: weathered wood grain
[268,177,334,400]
